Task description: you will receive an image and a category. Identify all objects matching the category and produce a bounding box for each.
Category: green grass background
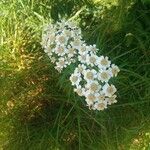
[0,0,150,149]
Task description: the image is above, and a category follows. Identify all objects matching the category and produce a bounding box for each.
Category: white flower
[86,45,98,54]
[78,44,88,55]
[70,72,81,86]
[78,54,87,64]
[85,80,101,93]
[109,64,120,77]
[93,101,107,111]
[106,95,117,105]
[83,69,97,81]
[98,70,111,82]
[55,34,68,46]
[85,91,97,106]
[54,66,62,73]
[74,85,85,96]
[96,56,111,69]
[67,45,76,58]
[71,38,83,49]
[89,44,98,54]
[56,57,67,69]
[77,64,86,73]
[65,57,75,65]
[55,45,66,56]
[86,53,98,67]
[102,83,117,97]
[44,47,52,55]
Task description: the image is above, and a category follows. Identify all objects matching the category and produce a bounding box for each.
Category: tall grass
[0,0,150,149]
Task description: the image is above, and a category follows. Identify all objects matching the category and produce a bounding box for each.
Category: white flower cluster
[42,20,120,111]
[70,60,120,111]
[42,20,85,72]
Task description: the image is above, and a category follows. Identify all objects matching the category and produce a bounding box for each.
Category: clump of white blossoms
[42,20,85,72]
[70,55,120,111]
[42,19,120,111]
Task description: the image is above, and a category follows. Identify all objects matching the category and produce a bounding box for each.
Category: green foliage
[0,0,150,150]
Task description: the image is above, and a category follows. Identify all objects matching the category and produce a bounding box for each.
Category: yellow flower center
[100,59,108,66]
[58,60,65,66]
[73,39,80,46]
[58,36,66,43]
[87,94,96,101]
[100,72,108,80]
[71,76,78,83]
[86,72,94,80]
[112,68,118,76]
[68,48,74,54]
[107,86,114,94]
[89,56,96,64]
[90,83,98,92]
[78,66,83,73]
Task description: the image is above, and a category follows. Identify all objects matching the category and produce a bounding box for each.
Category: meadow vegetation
[0,0,150,149]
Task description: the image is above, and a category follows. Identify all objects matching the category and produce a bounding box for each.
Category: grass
[0,0,150,149]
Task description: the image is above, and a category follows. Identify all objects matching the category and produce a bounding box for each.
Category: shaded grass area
[0,0,150,149]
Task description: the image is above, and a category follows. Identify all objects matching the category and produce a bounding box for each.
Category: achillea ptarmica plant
[42,19,120,111]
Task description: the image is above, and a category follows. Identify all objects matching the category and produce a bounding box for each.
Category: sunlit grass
[0,0,150,150]
[130,130,150,150]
